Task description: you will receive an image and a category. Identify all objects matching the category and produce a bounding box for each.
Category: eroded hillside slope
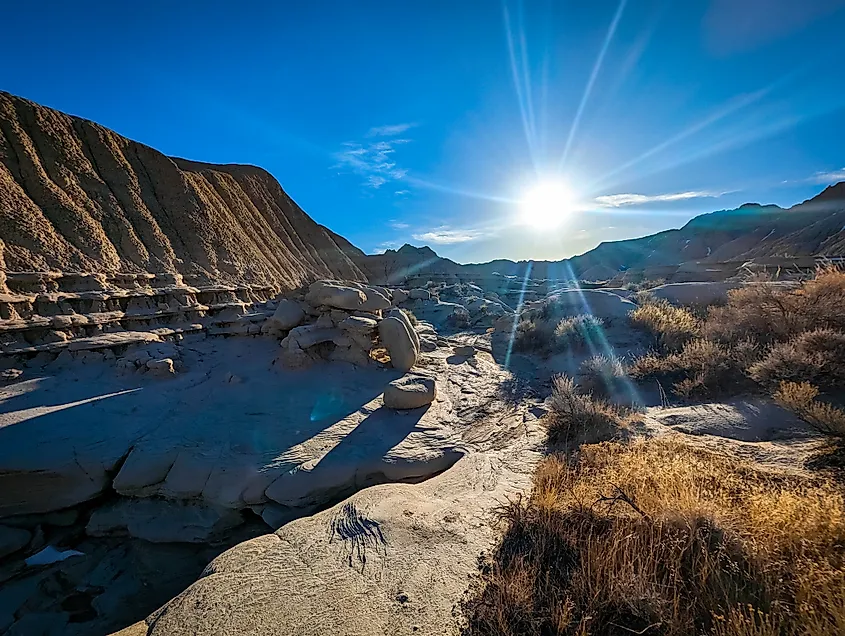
[0,92,365,287]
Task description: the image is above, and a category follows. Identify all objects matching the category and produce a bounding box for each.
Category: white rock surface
[383,374,437,410]
[542,289,636,319]
[648,282,740,306]
[0,338,514,521]
[144,430,543,636]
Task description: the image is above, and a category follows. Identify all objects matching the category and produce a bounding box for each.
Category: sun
[519,180,575,229]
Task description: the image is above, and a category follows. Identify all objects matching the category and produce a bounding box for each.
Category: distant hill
[0,91,365,287]
[357,183,845,284]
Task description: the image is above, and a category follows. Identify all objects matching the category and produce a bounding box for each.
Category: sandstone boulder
[305,281,366,311]
[378,317,418,371]
[266,299,304,331]
[387,308,420,353]
[359,287,392,312]
[383,374,436,409]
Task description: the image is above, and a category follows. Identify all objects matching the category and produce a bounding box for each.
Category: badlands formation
[0,92,840,635]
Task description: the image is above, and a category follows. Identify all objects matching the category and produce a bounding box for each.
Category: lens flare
[519,181,574,229]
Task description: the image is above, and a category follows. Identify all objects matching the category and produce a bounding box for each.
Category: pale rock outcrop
[264,299,305,332]
[648,282,741,306]
[409,288,431,300]
[540,289,636,320]
[86,499,243,543]
[283,325,342,349]
[0,524,31,559]
[383,374,436,409]
[305,281,366,310]
[378,316,418,371]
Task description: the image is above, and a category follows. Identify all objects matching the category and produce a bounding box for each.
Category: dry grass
[514,314,605,356]
[555,315,605,348]
[705,266,845,346]
[628,268,845,400]
[629,299,701,351]
[774,381,845,439]
[629,339,756,399]
[546,376,630,448]
[749,329,845,391]
[462,437,845,636]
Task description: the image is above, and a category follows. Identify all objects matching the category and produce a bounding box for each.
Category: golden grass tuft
[629,299,701,351]
[774,381,845,439]
[546,376,630,448]
[462,437,845,636]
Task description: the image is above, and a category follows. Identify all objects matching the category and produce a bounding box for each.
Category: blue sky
[3,0,845,263]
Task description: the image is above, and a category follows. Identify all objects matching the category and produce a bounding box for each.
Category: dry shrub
[749,329,845,390]
[629,299,700,351]
[629,339,756,399]
[462,437,845,636]
[774,381,845,439]
[578,354,626,398]
[546,376,628,448]
[554,315,605,348]
[514,314,605,356]
[513,318,558,354]
[705,266,845,346]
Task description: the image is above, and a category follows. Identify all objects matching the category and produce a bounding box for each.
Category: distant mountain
[357,183,845,285]
[0,91,365,287]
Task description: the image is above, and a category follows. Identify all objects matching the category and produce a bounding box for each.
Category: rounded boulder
[378,316,418,371]
[383,375,436,410]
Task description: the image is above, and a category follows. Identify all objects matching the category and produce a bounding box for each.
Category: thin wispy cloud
[594,190,720,207]
[809,168,845,184]
[372,240,402,254]
[412,227,487,244]
[367,123,416,137]
[333,132,413,189]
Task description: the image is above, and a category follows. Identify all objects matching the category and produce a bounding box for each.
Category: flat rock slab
[0,338,513,519]
[145,435,543,636]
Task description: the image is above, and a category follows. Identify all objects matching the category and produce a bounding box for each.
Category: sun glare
[519,180,575,228]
